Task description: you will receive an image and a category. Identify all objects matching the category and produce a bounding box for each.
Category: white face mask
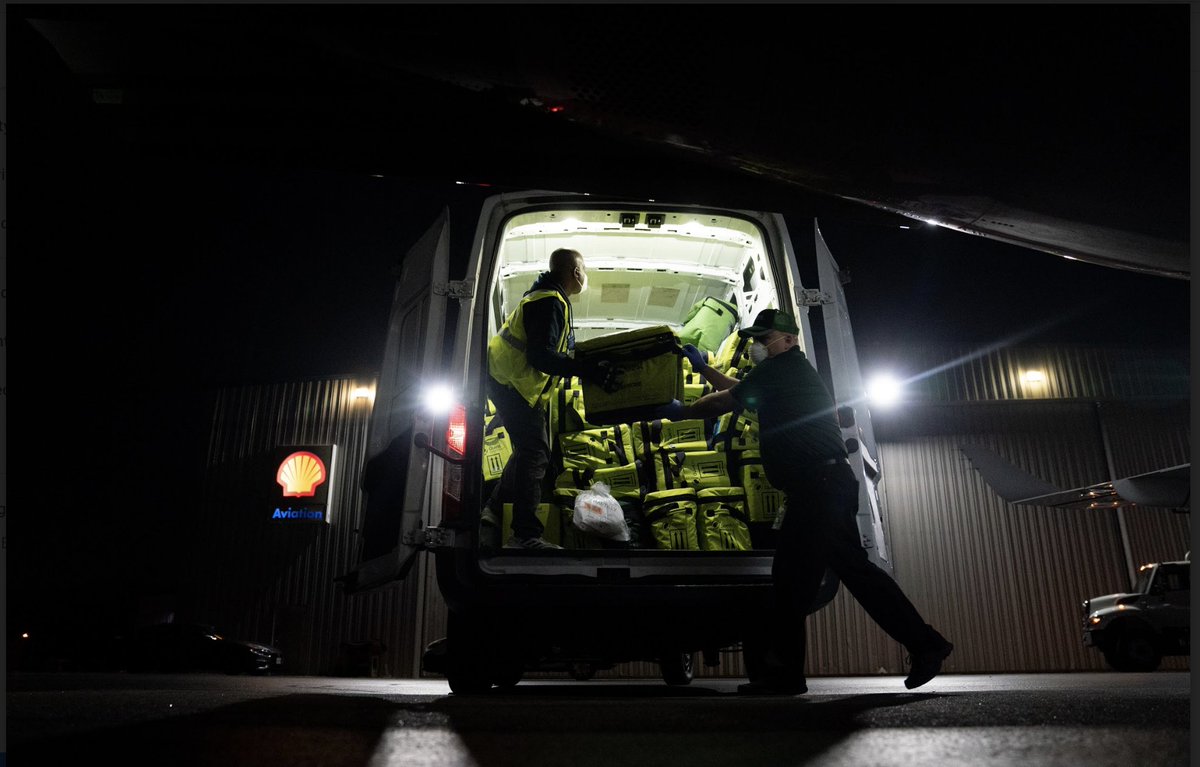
[749,340,770,364]
[575,267,588,294]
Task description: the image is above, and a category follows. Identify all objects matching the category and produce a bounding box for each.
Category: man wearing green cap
[657,307,953,694]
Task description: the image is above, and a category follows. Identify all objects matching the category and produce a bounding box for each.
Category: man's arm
[676,388,737,420]
[696,366,740,392]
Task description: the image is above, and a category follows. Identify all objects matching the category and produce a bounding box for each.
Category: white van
[341,190,888,692]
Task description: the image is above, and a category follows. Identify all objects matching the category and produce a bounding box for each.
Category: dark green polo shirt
[729,346,848,486]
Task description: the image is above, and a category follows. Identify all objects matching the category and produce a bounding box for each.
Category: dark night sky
[12,6,1192,649]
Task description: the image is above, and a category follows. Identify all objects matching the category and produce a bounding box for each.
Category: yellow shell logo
[277,451,327,497]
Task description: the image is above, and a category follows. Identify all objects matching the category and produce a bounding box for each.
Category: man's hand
[681,344,710,373]
[655,399,687,421]
[586,359,624,393]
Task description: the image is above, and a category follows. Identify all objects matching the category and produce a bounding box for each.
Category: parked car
[123,622,284,674]
[1081,558,1190,671]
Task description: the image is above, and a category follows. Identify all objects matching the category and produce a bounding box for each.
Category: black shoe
[905,641,954,689]
[736,680,807,696]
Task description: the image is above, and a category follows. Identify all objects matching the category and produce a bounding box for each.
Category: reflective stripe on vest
[499,326,526,352]
[488,289,571,407]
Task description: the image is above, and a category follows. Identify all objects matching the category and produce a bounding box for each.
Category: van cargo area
[350,192,886,692]
[479,205,793,566]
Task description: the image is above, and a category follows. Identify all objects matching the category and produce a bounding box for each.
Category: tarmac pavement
[7,672,1191,766]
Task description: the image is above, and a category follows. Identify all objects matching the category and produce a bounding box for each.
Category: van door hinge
[798,289,835,306]
[434,280,475,299]
[402,526,458,550]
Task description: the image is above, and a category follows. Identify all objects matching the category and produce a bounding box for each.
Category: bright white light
[1022,370,1046,384]
[352,386,374,400]
[866,374,902,407]
[423,385,458,415]
[924,218,941,227]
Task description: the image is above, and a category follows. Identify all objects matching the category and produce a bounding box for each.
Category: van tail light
[441,403,467,522]
[446,404,467,457]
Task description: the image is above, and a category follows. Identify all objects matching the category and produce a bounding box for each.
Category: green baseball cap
[738,308,800,338]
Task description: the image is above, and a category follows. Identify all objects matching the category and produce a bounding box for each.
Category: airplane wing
[12,5,1189,280]
[959,443,1190,511]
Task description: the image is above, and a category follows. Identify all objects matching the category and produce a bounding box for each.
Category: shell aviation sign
[271,445,338,523]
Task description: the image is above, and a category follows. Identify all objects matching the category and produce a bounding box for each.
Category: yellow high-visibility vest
[488,289,572,407]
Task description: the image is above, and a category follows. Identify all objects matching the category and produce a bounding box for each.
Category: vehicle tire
[659,650,696,686]
[446,610,494,694]
[491,660,524,689]
[1107,627,1162,672]
[447,667,494,695]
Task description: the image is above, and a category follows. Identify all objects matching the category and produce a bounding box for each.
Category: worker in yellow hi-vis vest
[486,248,621,549]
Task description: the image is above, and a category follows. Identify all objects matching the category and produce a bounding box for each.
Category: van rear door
[338,209,451,594]
[814,221,892,574]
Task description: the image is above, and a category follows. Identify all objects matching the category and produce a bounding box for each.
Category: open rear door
[338,209,451,594]
[815,221,892,574]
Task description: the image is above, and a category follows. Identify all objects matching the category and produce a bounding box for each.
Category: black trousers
[486,376,551,540]
[744,461,944,684]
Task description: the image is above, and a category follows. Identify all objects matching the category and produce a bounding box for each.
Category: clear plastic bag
[573,481,630,541]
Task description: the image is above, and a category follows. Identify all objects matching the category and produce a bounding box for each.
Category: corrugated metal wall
[187,377,435,677]
[872,344,1189,403]
[193,343,1188,677]
[871,404,1188,673]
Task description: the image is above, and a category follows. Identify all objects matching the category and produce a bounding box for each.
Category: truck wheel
[447,667,494,695]
[446,610,494,694]
[1108,628,1162,672]
[659,651,696,686]
[491,660,524,689]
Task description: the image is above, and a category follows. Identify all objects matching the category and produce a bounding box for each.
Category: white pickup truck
[1081,557,1190,672]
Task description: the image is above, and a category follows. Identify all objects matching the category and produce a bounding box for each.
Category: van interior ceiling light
[352,386,373,400]
[1022,370,1046,384]
[866,373,902,408]
[423,384,457,415]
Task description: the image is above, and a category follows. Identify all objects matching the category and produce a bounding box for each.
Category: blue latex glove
[681,344,710,372]
[655,399,687,422]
